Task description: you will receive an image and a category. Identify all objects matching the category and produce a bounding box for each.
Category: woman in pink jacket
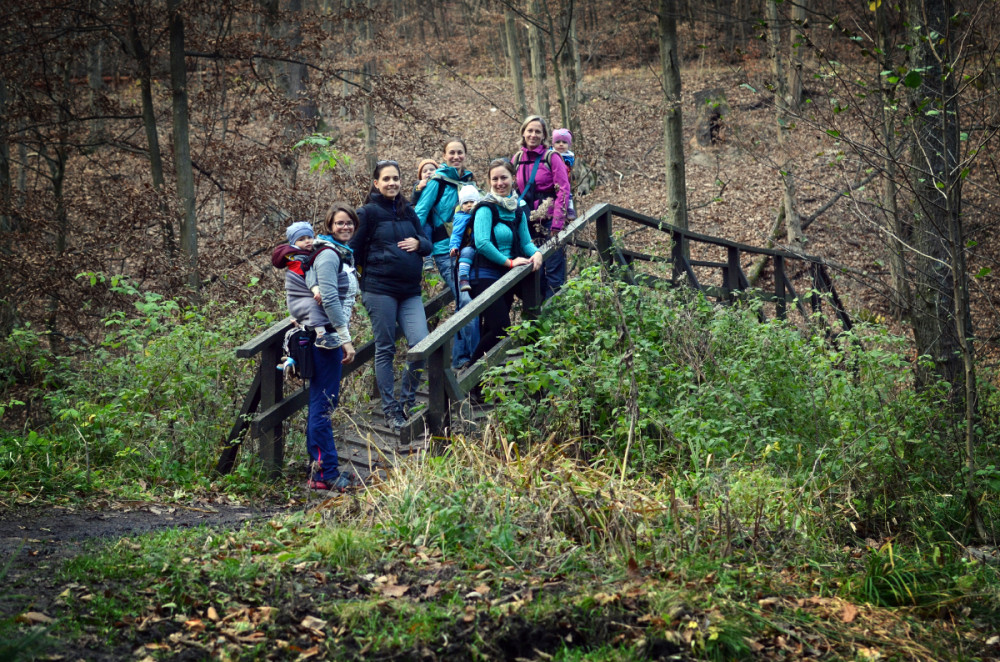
[513,115,571,300]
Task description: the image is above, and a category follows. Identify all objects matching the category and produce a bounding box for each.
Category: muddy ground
[0,498,289,614]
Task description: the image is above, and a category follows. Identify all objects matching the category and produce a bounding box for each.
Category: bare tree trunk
[526,0,550,120]
[561,5,582,143]
[781,169,802,244]
[0,78,12,234]
[659,0,688,243]
[787,0,807,110]
[127,2,174,258]
[362,0,377,174]
[569,1,583,108]
[542,0,570,130]
[168,0,200,294]
[505,8,528,120]
[284,0,318,123]
[765,0,788,142]
[87,34,105,148]
[906,0,984,538]
[876,1,910,319]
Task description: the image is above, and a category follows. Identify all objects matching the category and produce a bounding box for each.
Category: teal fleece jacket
[473,196,539,278]
[413,165,474,256]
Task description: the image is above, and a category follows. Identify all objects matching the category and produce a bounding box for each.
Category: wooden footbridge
[216,203,853,481]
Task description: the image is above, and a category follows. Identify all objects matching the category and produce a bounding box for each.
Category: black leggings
[469,277,532,362]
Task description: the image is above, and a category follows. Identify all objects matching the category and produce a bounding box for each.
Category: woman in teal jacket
[468,159,543,363]
[413,137,479,370]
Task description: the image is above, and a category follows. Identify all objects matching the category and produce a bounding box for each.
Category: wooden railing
[215,288,454,476]
[220,202,852,475]
[406,202,853,437]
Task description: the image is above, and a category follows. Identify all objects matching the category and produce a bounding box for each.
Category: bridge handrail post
[258,338,285,477]
[596,209,615,269]
[726,245,741,303]
[774,255,787,320]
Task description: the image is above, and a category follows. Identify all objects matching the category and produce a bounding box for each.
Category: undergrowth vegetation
[487,267,997,543]
[3,267,1000,659]
[10,436,995,660]
[0,275,276,499]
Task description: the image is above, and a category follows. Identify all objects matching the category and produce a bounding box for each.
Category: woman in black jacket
[350,160,432,431]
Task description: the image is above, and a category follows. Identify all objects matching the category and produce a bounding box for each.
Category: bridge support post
[524,268,542,320]
[596,211,614,270]
[774,255,787,320]
[726,246,741,303]
[258,342,285,478]
[426,345,448,436]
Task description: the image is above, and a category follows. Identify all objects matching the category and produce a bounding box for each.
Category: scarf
[482,191,518,211]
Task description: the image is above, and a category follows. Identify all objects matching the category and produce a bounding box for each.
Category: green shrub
[0,276,270,496]
[486,268,961,536]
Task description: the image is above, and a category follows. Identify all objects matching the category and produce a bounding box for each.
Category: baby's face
[294,236,314,250]
[553,140,569,153]
[461,201,476,213]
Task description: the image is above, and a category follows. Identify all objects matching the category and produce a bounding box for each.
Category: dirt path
[0,499,289,579]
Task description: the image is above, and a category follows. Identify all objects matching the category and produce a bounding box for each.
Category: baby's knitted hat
[458,185,482,206]
[552,128,572,146]
[286,221,314,245]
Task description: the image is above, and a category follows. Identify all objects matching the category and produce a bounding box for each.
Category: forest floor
[4,61,1000,660]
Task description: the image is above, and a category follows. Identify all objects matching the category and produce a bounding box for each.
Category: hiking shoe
[459,279,471,292]
[314,334,341,350]
[307,479,330,490]
[423,256,435,272]
[329,472,361,492]
[387,412,407,433]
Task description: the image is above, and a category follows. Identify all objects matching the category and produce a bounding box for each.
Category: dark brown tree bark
[527,0,550,120]
[505,7,528,120]
[167,0,200,293]
[905,0,984,538]
[126,1,174,258]
[659,0,688,237]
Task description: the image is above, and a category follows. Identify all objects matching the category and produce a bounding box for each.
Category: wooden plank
[236,317,295,359]
[251,385,309,436]
[407,207,598,363]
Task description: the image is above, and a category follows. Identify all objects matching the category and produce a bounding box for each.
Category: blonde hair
[518,115,549,148]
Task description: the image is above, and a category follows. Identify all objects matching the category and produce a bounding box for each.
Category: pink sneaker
[307,479,330,490]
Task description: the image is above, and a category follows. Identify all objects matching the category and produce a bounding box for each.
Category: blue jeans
[543,244,566,300]
[308,343,342,482]
[363,291,428,418]
[434,253,480,369]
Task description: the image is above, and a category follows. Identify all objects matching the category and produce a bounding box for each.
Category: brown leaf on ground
[300,615,327,635]
[424,582,441,599]
[841,602,859,623]
[183,618,205,632]
[16,612,54,624]
[379,582,409,598]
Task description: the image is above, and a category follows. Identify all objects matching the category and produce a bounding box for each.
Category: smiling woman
[467,159,542,366]
[349,161,432,431]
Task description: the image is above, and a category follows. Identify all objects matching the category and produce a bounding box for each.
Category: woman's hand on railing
[341,342,356,365]
[529,252,543,272]
[510,256,533,269]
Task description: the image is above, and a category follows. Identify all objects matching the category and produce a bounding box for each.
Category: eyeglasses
[331,221,354,228]
[376,160,399,168]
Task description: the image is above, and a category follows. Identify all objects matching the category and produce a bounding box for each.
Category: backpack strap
[427,175,463,243]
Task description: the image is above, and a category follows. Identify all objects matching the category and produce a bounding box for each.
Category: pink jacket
[514,144,571,232]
